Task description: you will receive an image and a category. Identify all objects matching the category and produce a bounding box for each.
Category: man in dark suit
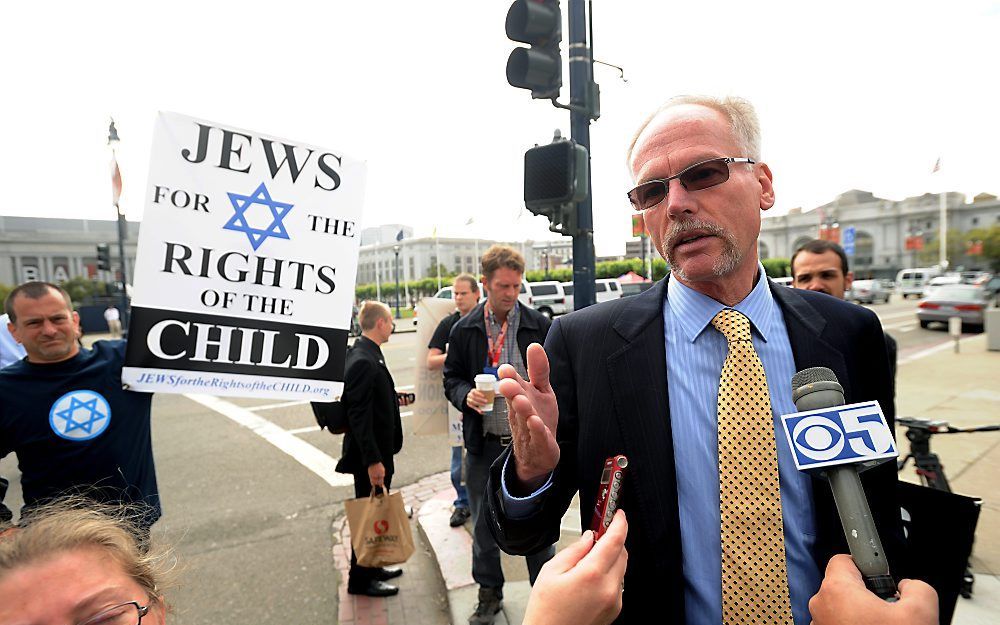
[485,96,915,624]
[336,301,404,597]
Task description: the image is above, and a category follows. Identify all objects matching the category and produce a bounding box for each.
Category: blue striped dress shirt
[666,269,821,625]
[501,267,823,623]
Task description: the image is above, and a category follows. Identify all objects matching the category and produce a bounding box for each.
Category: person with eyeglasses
[482,95,910,624]
[0,499,171,625]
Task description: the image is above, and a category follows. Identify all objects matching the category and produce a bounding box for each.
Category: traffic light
[505,0,562,99]
[96,244,111,270]
[523,135,588,235]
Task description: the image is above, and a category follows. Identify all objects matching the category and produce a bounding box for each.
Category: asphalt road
[0,294,971,624]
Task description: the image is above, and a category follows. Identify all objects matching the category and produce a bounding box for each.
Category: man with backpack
[330,301,405,597]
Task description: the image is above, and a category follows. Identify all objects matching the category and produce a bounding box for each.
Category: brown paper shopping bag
[345,487,415,568]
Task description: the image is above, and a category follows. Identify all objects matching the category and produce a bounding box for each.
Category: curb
[415,489,532,625]
[332,471,452,625]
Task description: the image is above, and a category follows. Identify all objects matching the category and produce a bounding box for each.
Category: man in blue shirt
[482,96,909,624]
[0,313,26,368]
[0,282,159,532]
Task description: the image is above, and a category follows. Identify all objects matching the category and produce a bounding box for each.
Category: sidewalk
[336,334,1000,624]
[896,333,1000,624]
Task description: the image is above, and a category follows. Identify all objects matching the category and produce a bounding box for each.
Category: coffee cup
[474,373,497,412]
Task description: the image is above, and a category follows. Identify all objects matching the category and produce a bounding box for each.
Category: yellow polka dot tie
[711,309,793,625]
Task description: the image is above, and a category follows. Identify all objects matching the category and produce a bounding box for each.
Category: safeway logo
[373,520,389,535]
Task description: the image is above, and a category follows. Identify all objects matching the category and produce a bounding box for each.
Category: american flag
[110,153,122,207]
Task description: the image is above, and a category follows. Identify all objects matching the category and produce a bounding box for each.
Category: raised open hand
[498,343,560,491]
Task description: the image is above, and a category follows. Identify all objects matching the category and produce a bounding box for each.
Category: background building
[355,232,572,285]
[0,216,138,286]
[759,190,999,278]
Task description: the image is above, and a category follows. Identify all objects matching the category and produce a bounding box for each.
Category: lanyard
[484,303,509,369]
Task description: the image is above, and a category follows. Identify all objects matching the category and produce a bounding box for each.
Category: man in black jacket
[790,238,898,384]
[443,245,555,624]
[335,301,404,597]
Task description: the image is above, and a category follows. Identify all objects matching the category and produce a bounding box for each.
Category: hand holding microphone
[786,367,898,599]
[809,554,937,625]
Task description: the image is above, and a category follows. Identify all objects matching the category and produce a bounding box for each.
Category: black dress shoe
[374,566,403,581]
[449,507,471,527]
[347,580,399,597]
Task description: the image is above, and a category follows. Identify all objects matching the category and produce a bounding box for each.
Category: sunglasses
[627,157,755,212]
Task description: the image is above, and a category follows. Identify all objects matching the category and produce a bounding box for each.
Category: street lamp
[542,250,550,279]
[393,244,401,319]
[108,119,130,331]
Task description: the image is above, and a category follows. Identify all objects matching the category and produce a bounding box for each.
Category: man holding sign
[426,273,481,528]
[0,282,160,532]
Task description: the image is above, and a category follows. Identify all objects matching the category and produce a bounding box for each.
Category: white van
[525,281,567,318]
[896,268,941,299]
[560,279,623,311]
[595,278,623,304]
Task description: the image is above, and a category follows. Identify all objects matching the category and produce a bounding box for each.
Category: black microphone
[790,366,897,600]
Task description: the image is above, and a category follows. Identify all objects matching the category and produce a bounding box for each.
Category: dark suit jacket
[335,336,403,476]
[443,302,551,455]
[484,277,907,624]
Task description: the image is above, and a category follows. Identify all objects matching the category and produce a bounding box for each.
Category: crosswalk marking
[186,394,355,487]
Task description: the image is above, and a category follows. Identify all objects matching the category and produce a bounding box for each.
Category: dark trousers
[348,472,393,587]
[466,437,555,589]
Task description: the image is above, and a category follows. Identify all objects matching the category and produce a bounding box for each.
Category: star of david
[223,182,294,251]
[55,396,107,434]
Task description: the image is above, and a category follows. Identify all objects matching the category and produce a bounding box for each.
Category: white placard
[122,112,365,400]
[412,297,460,437]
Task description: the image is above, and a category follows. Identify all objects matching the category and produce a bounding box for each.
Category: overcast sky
[3,1,997,255]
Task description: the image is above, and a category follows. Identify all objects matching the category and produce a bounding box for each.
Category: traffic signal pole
[567,0,596,309]
[115,210,129,331]
[506,0,599,309]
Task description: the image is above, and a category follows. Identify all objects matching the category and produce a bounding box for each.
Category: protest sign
[122,112,365,400]
[412,297,457,437]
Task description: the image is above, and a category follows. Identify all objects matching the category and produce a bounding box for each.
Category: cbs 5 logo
[790,405,894,463]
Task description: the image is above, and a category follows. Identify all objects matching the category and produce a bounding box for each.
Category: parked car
[621,282,655,297]
[896,267,941,299]
[561,282,574,311]
[916,285,989,332]
[923,275,962,299]
[847,279,890,304]
[983,275,1000,306]
[525,281,567,318]
[561,278,624,311]
[772,277,793,287]
[595,278,623,304]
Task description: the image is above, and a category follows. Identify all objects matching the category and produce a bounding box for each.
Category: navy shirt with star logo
[0,340,160,528]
